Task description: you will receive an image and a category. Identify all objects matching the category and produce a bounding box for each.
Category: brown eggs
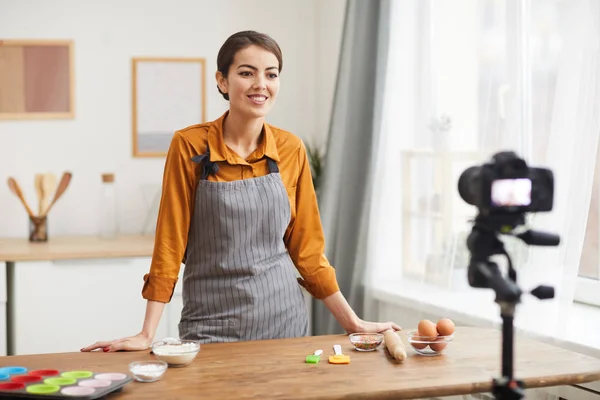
[429,342,447,352]
[412,318,455,354]
[436,318,455,336]
[411,341,428,350]
[417,319,437,340]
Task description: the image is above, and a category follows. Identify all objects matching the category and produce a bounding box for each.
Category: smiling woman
[82,30,400,353]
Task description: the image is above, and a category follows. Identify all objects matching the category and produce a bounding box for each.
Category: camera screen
[491,178,532,207]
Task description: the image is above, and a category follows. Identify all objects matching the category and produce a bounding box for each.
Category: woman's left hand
[351,319,401,334]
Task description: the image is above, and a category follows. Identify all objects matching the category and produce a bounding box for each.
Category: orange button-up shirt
[142,111,340,303]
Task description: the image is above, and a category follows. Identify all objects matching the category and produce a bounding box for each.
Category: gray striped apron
[178,148,309,343]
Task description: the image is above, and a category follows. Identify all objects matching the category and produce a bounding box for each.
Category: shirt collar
[260,123,281,162]
[207,111,280,163]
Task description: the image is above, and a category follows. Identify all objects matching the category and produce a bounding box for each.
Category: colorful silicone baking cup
[0,382,24,390]
[29,369,60,377]
[61,386,96,396]
[0,366,27,375]
[0,373,9,381]
[79,379,112,388]
[11,375,42,384]
[26,384,60,394]
[44,377,77,386]
[94,373,127,381]
[61,370,93,379]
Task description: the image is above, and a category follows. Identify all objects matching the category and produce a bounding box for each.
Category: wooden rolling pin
[384,329,407,362]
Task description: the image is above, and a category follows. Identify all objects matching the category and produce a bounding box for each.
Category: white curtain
[520,0,600,338]
[365,0,600,342]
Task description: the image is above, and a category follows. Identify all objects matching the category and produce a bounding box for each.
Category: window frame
[575,116,600,307]
[574,277,600,307]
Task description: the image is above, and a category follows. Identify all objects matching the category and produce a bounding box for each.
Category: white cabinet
[164,265,185,339]
[0,262,6,356]
[166,293,183,339]
[10,257,168,355]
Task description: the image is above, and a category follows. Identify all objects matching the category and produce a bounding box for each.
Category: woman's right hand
[80,332,153,353]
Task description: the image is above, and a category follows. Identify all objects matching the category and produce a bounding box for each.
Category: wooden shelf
[0,234,155,262]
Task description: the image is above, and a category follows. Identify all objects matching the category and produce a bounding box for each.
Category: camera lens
[458,166,480,206]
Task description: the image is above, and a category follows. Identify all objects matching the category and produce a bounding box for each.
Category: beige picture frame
[132,57,206,158]
[0,39,75,120]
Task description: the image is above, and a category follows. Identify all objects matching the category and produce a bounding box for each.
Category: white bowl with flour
[151,339,201,367]
[129,360,168,382]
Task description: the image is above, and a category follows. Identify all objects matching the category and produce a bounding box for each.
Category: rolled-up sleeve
[142,131,198,303]
[285,142,340,299]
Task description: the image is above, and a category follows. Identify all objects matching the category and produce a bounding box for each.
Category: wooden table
[1,327,599,399]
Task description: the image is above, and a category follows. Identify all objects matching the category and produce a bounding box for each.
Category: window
[472,0,600,307]
[528,0,600,307]
[577,145,600,306]
[383,0,600,309]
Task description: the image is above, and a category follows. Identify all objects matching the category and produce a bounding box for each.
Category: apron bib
[178,150,309,342]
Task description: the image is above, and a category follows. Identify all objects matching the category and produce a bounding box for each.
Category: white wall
[0,0,345,238]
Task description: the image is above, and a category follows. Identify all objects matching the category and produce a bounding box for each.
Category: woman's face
[217,45,280,119]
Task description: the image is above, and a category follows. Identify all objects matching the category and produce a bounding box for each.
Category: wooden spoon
[41,173,57,215]
[42,172,72,217]
[34,174,45,216]
[7,177,36,218]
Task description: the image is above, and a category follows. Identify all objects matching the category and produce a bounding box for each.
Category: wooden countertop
[2,327,600,399]
[0,235,154,262]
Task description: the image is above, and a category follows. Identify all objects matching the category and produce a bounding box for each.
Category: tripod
[466,213,559,400]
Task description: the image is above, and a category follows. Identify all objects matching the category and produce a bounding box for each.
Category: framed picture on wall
[132,57,206,157]
[0,39,75,120]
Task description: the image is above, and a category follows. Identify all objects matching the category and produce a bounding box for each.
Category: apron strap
[191,148,219,180]
[192,148,279,179]
[267,157,279,173]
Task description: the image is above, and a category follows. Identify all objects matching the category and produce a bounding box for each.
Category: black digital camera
[458,151,554,214]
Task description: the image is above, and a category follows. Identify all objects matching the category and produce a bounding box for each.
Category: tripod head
[466,212,558,309]
[458,151,560,400]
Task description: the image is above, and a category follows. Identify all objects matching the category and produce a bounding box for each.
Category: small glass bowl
[151,339,201,367]
[129,360,168,383]
[406,330,454,356]
[349,333,384,351]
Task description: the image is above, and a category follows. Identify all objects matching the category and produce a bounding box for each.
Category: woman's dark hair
[216,30,283,100]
